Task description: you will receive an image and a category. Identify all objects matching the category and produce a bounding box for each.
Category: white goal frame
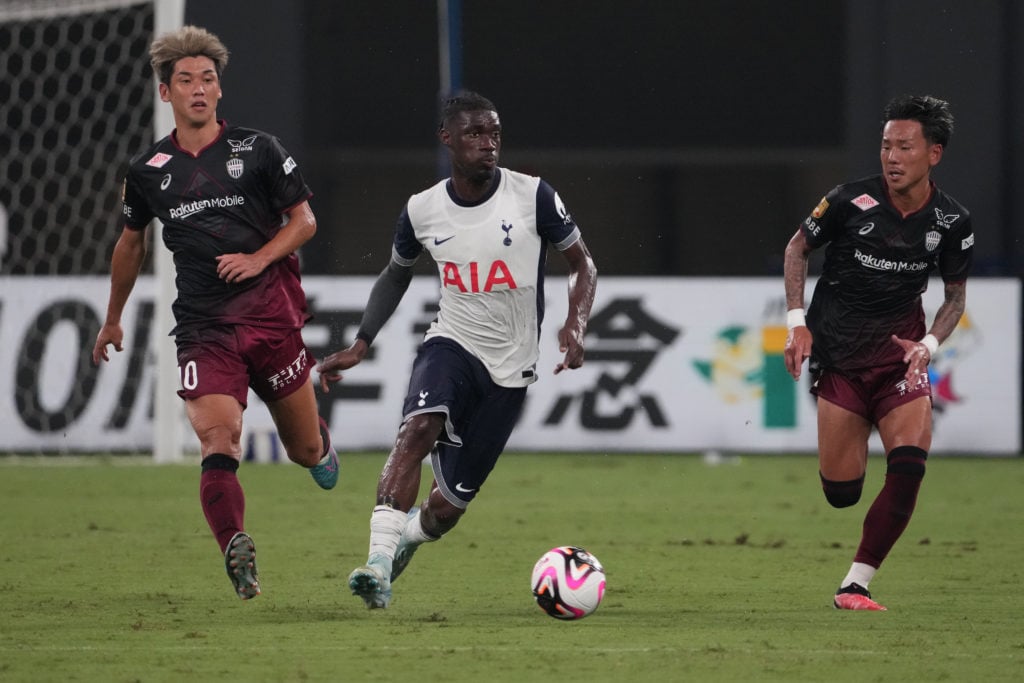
[152,0,187,463]
[1,0,187,461]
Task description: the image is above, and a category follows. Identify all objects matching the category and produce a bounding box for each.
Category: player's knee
[397,413,445,455]
[278,425,324,467]
[819,472,865,508]
[194,422,241,456]
[886,445,927,478]
[283,440,322,468]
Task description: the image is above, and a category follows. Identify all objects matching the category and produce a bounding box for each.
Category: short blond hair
[149,25,229,85]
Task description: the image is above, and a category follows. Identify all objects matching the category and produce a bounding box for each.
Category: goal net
[0,0,184,457]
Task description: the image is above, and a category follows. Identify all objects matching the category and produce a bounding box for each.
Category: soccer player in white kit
[318,91,598,608]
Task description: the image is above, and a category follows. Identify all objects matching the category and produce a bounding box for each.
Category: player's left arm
[893,209,973,379]
[216,199,316,283]
[927,209,973,346]
[927,279,968,345]
[892,279,967,381]
[554,237,597,374]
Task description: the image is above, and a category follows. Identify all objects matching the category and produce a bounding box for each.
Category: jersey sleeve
[391,204,423,266]
[536,179,580,250]
[263,135,312,214]
[800,185,844,248]
[121,172,153,230]
[939,213,974,282]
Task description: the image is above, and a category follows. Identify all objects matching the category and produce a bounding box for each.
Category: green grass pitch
[1,452,1022,682]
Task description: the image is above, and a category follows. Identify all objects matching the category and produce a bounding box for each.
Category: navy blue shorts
[402,337,527,509]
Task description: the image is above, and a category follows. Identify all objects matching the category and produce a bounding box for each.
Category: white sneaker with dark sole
[390,509,422,582]
[348,556,392,609]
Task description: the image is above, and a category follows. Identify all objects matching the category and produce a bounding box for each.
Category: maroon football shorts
[810,362,933,424]
[175,324,312,406]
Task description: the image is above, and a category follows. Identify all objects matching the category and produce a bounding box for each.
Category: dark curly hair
[439,91,498,130]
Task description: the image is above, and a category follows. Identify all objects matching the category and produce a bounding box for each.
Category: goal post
[152,0,187,464]
[0,0,186,460]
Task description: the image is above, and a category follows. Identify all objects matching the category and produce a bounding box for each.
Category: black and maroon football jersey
[122,121,312,333]
[799,175,974,371]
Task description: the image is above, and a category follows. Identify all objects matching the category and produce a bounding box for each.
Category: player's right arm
[317,257,415,392]
[554,237,597,374]
[319,207,422,391]
[92,226,147,364]
[783,228,814,380]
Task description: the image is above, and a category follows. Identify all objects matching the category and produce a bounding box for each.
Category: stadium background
[0,0,1020,455]
[185,0,1024,281]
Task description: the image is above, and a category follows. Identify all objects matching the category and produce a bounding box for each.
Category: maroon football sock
[200,454,245,553]
[853,446,927,567]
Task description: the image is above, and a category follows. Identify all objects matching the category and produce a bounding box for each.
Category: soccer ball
[530,546,606,620]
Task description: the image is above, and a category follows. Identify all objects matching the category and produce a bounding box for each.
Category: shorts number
[180,360,199,391]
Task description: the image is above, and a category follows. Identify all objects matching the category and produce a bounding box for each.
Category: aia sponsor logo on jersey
[442,260,518,293]
[146,152,172,168]
[228,135,258,153]
[811,197,829,218]
[851,193,879,211]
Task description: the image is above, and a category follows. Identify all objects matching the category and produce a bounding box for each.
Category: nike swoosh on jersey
[434,236,455,245]
[454,482,475,493]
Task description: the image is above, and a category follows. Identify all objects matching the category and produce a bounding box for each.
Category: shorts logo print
[896,372,930,396]
[268,349,308,391]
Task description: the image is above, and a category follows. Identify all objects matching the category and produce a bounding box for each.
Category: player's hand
[891,334,931,385]
[554,324,585,374]
[784,326,812,381]
[317,339,369,392]
[215,252,269,284]
[92,323,124,365]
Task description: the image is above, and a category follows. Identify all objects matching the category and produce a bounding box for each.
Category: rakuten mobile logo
[169,195,246,219]
[853,248,928,272]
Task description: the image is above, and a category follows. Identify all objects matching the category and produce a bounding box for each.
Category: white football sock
[367,505,408,563]
[403,507,440,545]
[841,562,877,589]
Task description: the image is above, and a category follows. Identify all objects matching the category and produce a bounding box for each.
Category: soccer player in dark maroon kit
[92,26,338,600]
[783,95,973,610]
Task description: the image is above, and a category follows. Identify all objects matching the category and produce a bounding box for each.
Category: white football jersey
[392,168,581,387]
